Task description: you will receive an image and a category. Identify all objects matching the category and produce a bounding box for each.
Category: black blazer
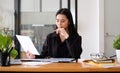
[35,32,82,59]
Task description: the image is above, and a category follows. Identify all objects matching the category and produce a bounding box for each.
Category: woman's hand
[56,28,69,41]
[26,50,35,59]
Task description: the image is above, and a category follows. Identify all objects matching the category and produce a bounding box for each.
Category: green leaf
[113,34,120,49]
[10,48,18,59]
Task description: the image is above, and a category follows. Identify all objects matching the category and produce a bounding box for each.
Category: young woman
[26,8,82,60]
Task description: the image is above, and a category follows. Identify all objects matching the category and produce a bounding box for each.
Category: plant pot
[0,51,10,66]
[116,50,120,64]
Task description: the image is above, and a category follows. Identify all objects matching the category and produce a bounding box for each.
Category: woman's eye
[61,20,65,23]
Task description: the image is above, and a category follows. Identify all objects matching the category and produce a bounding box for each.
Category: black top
[35,32,82,59]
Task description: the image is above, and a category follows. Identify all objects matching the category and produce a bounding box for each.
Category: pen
[7,47,13,56]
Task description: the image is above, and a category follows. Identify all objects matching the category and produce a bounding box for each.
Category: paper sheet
[22,62,52,66]
[16,35,40,55]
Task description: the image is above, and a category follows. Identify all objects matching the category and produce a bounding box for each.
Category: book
[82,59,116,67]
[92,59,115,63]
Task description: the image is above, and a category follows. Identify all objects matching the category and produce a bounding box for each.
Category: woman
[26,8,82,60]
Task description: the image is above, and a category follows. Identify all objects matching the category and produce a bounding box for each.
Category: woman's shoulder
[72,33,82,39]
[68,33,82,42]
[75,34,82,41]
[78,34,82,38]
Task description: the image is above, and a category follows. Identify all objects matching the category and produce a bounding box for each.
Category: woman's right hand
[26,50,35,59]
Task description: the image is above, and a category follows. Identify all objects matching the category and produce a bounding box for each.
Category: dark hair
[56,8,77,35]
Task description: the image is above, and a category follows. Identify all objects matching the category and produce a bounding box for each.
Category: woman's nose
[57,23,61,28]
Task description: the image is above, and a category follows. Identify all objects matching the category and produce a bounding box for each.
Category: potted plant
[113,34,120,63]
[0,28,18,66]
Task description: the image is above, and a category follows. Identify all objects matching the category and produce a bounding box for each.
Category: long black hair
[56,8,77,35]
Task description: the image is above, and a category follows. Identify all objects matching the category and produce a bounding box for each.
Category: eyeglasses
[90,53,108,60]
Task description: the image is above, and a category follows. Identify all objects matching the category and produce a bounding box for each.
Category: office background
[0,0,120,59]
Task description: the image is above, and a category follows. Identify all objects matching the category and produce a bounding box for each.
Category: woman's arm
[65,35,82,59]
[35,37,49,59]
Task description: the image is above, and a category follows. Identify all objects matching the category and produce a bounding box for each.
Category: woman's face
[56,14,69,29]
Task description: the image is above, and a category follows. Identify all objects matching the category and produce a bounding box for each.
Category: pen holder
[0,51,10,66]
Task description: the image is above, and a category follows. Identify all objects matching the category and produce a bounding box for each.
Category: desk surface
[0,59,120,72]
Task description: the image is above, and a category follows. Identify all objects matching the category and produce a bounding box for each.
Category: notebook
[16,35,40,55]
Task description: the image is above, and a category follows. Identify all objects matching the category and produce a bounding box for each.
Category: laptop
[21,58,76,63]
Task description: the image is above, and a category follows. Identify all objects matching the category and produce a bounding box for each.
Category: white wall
[77,0,120,59]
[0,0,14,30]
[0,0,14,11]
[78,0,100,59]
[104,0,120,57]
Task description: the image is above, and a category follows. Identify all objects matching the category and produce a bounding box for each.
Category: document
[22,61,52,66]
[16,35,40,55]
